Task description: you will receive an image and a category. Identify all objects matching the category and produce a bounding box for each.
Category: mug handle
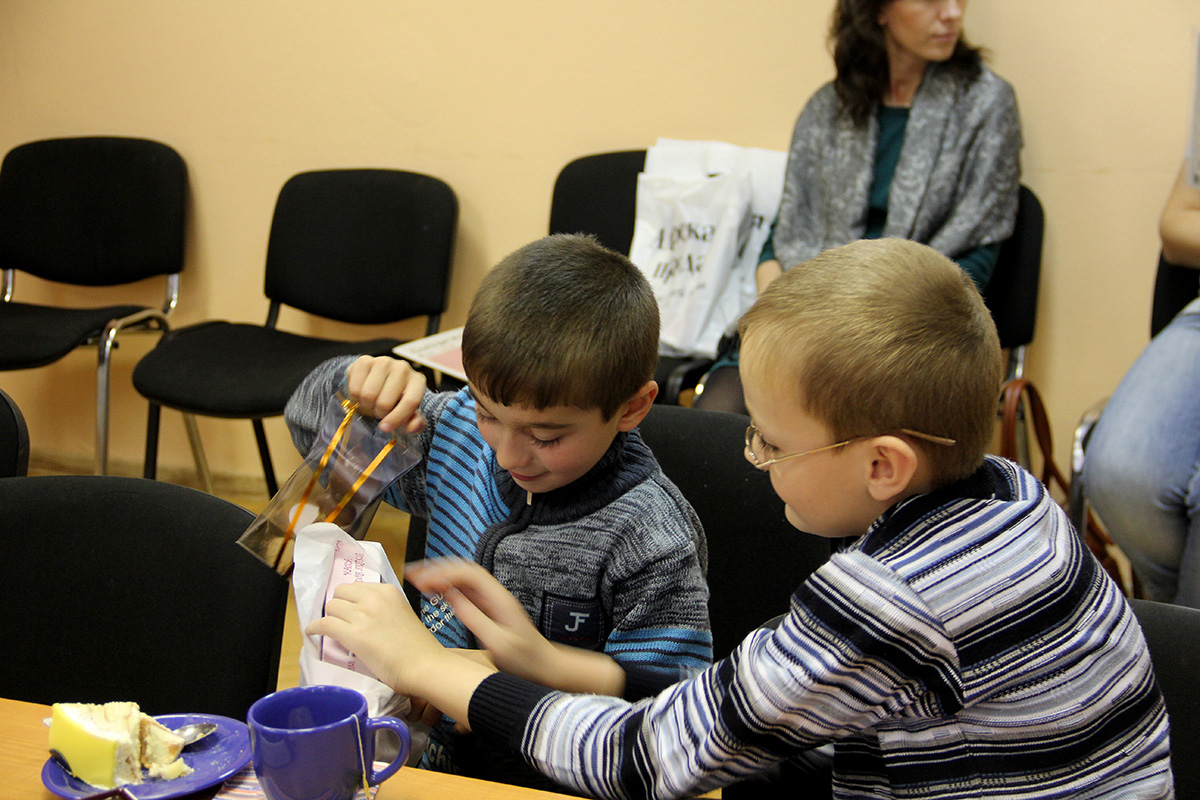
[365,716,412,785]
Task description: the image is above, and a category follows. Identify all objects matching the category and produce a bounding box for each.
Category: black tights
[692,364,748,416]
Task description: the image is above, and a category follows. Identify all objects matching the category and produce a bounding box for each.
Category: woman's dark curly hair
[830,0,984,126]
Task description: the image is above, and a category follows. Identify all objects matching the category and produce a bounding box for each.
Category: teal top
[760,105,1000,290]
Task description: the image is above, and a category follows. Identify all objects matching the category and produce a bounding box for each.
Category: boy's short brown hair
[738,238,1003,484]
[462,234,660,420]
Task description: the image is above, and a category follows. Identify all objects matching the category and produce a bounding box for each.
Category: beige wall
[1,1,1196,486]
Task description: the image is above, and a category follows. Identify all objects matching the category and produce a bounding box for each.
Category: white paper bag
[292,522,427,763]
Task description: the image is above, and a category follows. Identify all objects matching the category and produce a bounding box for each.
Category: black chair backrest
[636,405,831,659]
[0,136,187,285]
[1130,599,1200,799]
[1150,252,1199,339]
[0,476,288,720]
[982,184,1044,351]
[548,150,646,256]
[265,168,458,326]
[0,388,29,477]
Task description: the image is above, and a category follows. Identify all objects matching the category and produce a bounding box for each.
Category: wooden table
[0,697,577,799]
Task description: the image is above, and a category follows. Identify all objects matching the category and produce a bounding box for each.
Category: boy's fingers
[344,356,427,433]
[407,558,499,597]
[440,588,500,641]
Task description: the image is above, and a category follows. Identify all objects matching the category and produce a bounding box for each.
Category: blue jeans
[1084,298,1200,608]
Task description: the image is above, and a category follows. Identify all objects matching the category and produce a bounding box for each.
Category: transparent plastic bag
[238,392,421,575]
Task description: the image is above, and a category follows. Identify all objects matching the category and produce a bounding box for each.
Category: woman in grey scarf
[694,0,1022,415]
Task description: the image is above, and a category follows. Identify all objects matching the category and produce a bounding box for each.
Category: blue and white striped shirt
[471,457,1173,799]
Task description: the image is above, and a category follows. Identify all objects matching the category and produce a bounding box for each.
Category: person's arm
[283,354,428,453]
[756,259,783,294]
[466,553,959,800]
[408,559,627,697]
[343,355,428,435]
[1160,163,1200,268]
[284,354,361,455]
[309,580,493,727]
[755,217,784,293]
[598,517,713,685]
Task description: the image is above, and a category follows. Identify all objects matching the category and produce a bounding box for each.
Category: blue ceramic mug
[248,685,411,800]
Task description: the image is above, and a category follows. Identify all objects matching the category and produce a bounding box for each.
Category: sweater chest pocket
[541,591,605,650]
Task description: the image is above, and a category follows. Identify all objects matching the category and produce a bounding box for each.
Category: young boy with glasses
[284,234,711,785]
[309,238,1173,798]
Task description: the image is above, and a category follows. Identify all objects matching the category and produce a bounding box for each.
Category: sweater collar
[491,429,658,526]
[856,455,1016,556]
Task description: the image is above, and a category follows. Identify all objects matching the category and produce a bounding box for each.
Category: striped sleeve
[465,462,1173,799]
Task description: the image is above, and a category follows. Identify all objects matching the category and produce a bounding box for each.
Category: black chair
[1130,599,1200,799]
[1150,253,1199,340]
[0,388,30,477]
[981,184,1046,383]
[1067,252,1196,536]
[548,150,713,404]
[981,184,1045,468]
[694,184,1046,420]
[0,475,288,720]
[636,404,831,659]
[133,168,457,496]
[0,136,188,475]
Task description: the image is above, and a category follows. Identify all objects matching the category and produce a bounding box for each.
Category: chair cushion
[132,321,401,417]
[0,475,286,719]
[0,301,146,368]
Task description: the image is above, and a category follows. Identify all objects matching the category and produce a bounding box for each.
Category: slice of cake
[139,715,186,769]
[48,702,193,789]
[49,702,142,789]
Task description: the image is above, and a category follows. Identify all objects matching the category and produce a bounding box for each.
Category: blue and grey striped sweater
[469,457,1173,799]
[285,356,713,779]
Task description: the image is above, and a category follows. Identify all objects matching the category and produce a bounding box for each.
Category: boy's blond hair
[739,238,1003,484]
[462,234,659,421]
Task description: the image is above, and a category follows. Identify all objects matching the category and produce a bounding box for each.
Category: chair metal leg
[183,413,214,494]
[1067,400,1108,535]
[252,419,279,498]
[96,309,169,476]
[1006,345,1027,382]
[144,403,161,479]
[1005,345,1030,468]
[95,337,115,475]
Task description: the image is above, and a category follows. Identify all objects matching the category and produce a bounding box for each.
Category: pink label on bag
[320,539,381,676]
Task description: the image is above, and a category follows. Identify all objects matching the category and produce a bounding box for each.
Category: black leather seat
[134,168,457,496]
[0,388,29,478]
[0,475,288,720]
[635,403,832,659]
[1130,599,1200,799]
[0,136,187,474]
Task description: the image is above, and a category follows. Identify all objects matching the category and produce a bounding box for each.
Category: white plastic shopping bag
[629,169,753,358]
[293,522,428,763]
[648,138,787,342]
[630,138,786,358]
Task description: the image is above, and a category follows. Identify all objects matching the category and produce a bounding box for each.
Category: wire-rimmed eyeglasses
[743,424,956,470]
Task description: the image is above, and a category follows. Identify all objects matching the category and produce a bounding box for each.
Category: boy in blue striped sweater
[284,234,712,785]
[310,238,1174,798]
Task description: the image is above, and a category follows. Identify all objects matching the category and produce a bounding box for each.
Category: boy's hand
[344,356,427,435]
[406,560,625,696]
[307,582,439,696]
[309,581,495,730]
[406,560,553,679]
